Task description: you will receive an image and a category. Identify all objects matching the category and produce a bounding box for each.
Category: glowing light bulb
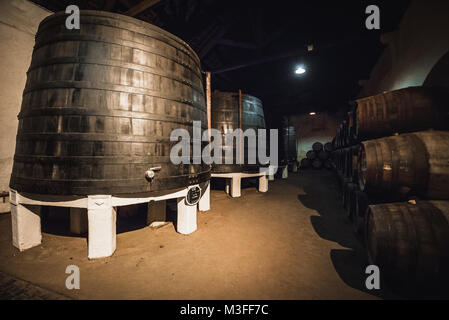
[295,67,306,75]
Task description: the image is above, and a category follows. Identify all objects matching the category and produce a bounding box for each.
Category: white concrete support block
[70,207,88,234]
[292,162,298,173]
[225,179,230,195]
[198,183,210,212]
[147,200,167,228]
[230,177,241,198]
[87,195,116,259]
[268,165,277,181]
[177,198,197,235]
[282,166,289,179]
[10,200,42,252]
[259,175,269,193]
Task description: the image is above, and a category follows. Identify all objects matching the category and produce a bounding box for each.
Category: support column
[225,179,230,195]
[268,166,276,181]
[282,166,289,179]
[292,162,298,173]
[147,200,167,228]
[177,197,197,235]
[10,190,41,251]
[87,195,116,259]
[230,176,241,198]
[70,208,88,234]
[198,183,210,212]
[259,175,269,193]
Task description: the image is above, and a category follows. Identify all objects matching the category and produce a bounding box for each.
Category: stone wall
[0,0,51,212]
[288,113,339,161]
[361,0,449,96]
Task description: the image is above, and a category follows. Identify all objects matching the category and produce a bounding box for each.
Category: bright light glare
[309,112,316,116]
[295,67,306,75]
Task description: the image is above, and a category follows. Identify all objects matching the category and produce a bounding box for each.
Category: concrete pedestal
[282,166,289,179]
[87,195,116,260]
[9,183,204,259]
[292,162,298,173]
[230,177,242,198]
[177,198,197,235]
[10,202,41,251]
[198,183,210,211]
[268,165,277,181]
[259,175,269,193]
[212,172,269,198]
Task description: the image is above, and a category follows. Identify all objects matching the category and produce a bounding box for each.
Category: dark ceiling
[31,0,411,124]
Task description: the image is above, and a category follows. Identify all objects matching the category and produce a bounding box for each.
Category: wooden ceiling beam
[124,0,161,16]
[103,0,117,11]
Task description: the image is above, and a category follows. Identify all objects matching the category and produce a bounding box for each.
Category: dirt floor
[0,170,398,300]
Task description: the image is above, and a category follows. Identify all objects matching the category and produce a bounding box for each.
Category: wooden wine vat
[282,126,297,163]
[211,91,266,173]
[9,11,210,195]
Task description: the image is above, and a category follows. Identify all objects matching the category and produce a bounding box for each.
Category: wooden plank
[124,0,161,16]
[216,38,257,49]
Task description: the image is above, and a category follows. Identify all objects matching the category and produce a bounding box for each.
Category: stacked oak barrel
[300,142,334,170]
[332,86,449,297]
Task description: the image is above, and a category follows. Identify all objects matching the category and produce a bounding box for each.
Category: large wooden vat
[355,86,449,140]
[281,126,297,163]
[211,91,266,173]
[242,94,267,172]
[9,11,210,196]
[366,201,449,296]
[358,131,449,199]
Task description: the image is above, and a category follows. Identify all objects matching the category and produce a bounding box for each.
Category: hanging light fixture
[295,66,306,75]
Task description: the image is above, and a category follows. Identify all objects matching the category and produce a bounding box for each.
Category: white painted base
[259,175,268,193]
[9,184,205,259]
[292,162,298,173]
[198,183,210,211]
[224,177,241,197]
[177,198,197,235]
[212,172,269,198]
[87,195,116,260]
[282,166,289,179]
[70,207,88,234]
[230,177,242,198]
[268,165,277,181]
[10,203,41,251]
